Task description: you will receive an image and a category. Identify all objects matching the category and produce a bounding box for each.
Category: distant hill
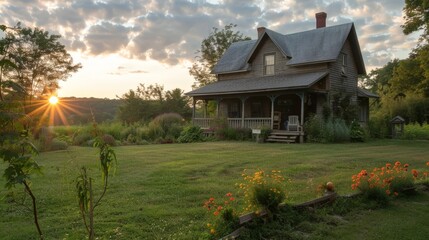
[53,97,122,125]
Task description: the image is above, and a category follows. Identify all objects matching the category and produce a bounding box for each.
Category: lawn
[1,140,428,239]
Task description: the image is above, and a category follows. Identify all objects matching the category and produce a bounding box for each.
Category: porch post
[192,98,196,124]
[269,95,277,129]
[298,92,305,143]
[240,97,248,128]
[216,98,222,117]
[203,100,208,118]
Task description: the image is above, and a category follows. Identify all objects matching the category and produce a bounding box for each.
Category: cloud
[0,0,420,70]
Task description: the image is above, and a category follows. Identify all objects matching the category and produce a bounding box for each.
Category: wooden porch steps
[266,130,300,143]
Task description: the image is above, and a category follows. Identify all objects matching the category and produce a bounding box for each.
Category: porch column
[269,95,277,129]
[215,98,222,117]
[203,100,208,118]
[240,97,248,128]
[192,99,196,124]
[297,92,305,143]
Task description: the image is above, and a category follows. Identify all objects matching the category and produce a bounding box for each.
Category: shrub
[351,161,417,204]
[148,113,184,141]
[203,193,239,238]
[305,116,350,143]
[101,134,116,146]
[50,138,68,151]
[260,127,272,142]
[401,123,429,140]
[349,120,365,142]
[73,131,92,146]
[368,114,390,138]
[238,169,287,213]
[177,125,205,143]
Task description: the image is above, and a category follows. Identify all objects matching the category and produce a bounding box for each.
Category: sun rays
[26,96,85,127]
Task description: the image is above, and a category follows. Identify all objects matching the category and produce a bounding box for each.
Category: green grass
[1,140,429,239]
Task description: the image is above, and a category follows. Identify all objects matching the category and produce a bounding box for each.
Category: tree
[189,23,251,88]
[402,0,429,39]
[164,88,192,119]
[0,23,81,108]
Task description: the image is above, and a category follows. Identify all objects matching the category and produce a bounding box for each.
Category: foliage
[305,115,350,143]
[238,169,287,213]
[401,123,429,140]
[203,193,239,238]
[402,0,429,39]
[351,161,418,204]
[349,120,366,142]
[0,23,80,106]
[331,93,358,124]
[189,23,251,88]
[76,128,117,239]
[177,125,205,143]
[147,113,184,141]
[259,126,272,142]
[117,84,191,124]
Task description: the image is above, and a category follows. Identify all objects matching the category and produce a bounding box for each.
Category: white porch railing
[193,118,272,129]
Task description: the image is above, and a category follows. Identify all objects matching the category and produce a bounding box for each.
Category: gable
[212,22,366,75]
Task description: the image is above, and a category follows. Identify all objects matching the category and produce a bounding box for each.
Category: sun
[49,96,59,105]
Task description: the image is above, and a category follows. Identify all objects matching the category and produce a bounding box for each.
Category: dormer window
[264,54,275,75]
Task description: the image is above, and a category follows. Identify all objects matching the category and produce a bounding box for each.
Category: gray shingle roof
[186,71,328,97]
[212,23,365,74]
[357,88,379,98]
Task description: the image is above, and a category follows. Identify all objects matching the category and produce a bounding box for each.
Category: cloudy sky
[0,0,420,98]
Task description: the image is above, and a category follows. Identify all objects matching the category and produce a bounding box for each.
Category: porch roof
[357,88,379,98]
[186,71,328,97]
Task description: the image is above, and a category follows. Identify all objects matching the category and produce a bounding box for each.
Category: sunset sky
[0,0,420,99]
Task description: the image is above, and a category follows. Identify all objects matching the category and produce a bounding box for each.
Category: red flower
[226,192,232,197]
[412,169,418,178]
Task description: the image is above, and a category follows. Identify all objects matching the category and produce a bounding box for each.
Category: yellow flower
[210,228,216,234]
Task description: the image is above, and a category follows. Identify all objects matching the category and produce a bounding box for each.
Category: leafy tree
[362,59,400,95]
[117,84,191,124]
[189,23,251,88]
[164,88,192,119]
[0,23,81,108]
[402,0,429,39]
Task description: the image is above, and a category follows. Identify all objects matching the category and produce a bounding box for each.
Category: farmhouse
[186,12,377,142]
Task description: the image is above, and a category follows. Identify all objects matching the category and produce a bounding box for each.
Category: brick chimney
[315,12,327,28]
[257,27,266,38]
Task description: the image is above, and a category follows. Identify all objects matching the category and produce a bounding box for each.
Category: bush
[50,138,68,151]
[73,131,92,146]
[177,125,205,143]
[401,123,429,140]
[305,116,350,143]
[368,114,390,138]
[239,169,287,213]
[101,134,116,146]
[148,113,184,141]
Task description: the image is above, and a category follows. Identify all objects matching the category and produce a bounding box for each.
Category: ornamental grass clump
[351,161,417,204]
[203,192,239,238]
[238,169,287,214]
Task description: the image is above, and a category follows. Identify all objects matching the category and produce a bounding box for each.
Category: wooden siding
[328,39,358,103]
[218,37,328,81]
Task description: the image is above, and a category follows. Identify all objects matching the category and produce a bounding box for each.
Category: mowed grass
[0,140,429,239]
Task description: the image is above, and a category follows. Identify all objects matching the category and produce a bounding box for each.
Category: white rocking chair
[287,115,302,132]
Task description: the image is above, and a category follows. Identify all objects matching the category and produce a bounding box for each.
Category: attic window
[264,54,275,75]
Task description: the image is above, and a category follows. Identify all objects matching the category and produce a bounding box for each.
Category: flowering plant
[351,161,417,202]
[203,192,239,237]
[237,169,287,213]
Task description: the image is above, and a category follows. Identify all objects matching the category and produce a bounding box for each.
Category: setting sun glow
[49,96,59,105]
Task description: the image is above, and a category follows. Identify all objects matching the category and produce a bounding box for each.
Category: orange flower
[386,163,392,169]
[412,169,418,178]
[394,192,399,196]
[404,163,409,168]
[226,192,232,197]
[213,211,219,216]
[230,197,235,201]
[395,161,401,167]
[426,162,429,167]
[386,189,391,195]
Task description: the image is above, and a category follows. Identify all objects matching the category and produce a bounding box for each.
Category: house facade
[186,12,377,141]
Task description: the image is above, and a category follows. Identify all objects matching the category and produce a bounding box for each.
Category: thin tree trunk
[89,178,95,240]
[23,180,44,240]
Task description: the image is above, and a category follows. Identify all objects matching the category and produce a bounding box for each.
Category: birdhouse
[390,116,405,138]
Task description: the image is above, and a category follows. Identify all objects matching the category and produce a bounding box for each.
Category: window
[264,54,275,75]
[340,53,347,76]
